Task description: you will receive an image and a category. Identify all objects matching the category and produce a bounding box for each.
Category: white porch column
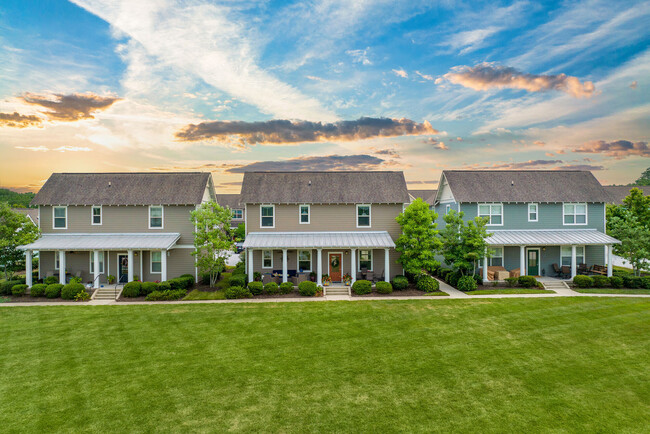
[350,248,357,284]
[25,250,32,287]
[317,249,322,286]
[161,249,167,282]
[127,249,134,282]
[571,245,577,278]
[520,245,526,276]
[247,248,254,283]
[282,249,288,283]
[607,245,613,277]
[93,250,100,288]
[384,248,390,282]
[59,250,66,284]
[483,249,488,283]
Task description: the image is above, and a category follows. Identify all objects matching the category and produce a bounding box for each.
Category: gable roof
[240,171,409,204]
[408,189,437,205]
[440,170,610,203]
[12,208,38,225]
[603,185,650,204]
[216,194,242,209]
[32,172,212,206]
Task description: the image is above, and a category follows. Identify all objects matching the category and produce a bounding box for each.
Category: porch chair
[552,264,562,278]
[578,263,589,275]
[365,271,374,282]
[560,266,571,279]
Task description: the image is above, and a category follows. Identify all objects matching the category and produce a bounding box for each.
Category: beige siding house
[20,172,215,288]
[241,171,410,285]
[216,194,244,228]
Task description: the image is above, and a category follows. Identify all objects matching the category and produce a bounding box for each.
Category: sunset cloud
[15,145,92,152]
[439,63,596,98]
[0,112,42,128]
[21,92,120,121]
[427,138,448,150]
[573,139,650,158]
[176,117,438,146]
[226,154,388,173]
[392,69,408,78]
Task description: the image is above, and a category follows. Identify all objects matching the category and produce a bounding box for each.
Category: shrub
[122,281,142,297]
[641,277,650,290]
[30,283,47,297]
[518,276,538,288]
[233,261,246,275]
[592,275,610,288]
[229,274,246,288]
[448,271,462,287]
[417,275,439,292]
[351,280,372,295]
[253,271,261,281]
[472,274,482,286]
[224,286,252,299]
[179,274,195,287]
[504,277,518,287]
[279,282,294,294]
[610,276,624,288]
[299,280,318,296]
[145,289,187,301]
[457,275,478,292]
[264,282,279,294]
[0,280,21,295]
[70,276,82,285]
[157,281,171,291]
[140,282,158,295]
[75,289,90,301]
[219,272,232,285]
[44,276,58,285]
[61,283,85,300]
[572,275,593,288]
[45,283,63,298]
[248,281,264,295]
[392,276,409,290]
[375,281,393,294]
[623,275,642,289]
[11,284,28,296]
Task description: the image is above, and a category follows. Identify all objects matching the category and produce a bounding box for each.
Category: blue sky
[0,0,649,191]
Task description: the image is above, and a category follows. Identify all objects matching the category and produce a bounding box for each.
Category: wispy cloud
[415,71,434,81]
[574,139,650,159]
[0,112,42,128]
[346,48,372,65]
[392,68,408,78]
[21,92,120,121]
[441,26,502,54]
[15,145,92,152]
[226,154,390,173]
[427,138,448,150]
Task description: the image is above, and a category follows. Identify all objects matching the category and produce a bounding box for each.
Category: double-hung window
[53,206,67,229]
[298,250,312,271]
[232,209,243,220]
[478,203,503,225]
[92,206,102,225]
[149,206,163,228]
[561,246,585,266]
[262,250,273,268]
[563,203,587,225]
[446,204,451,215]
[359,250,372,271]
[357,204,371,227]
[299,205,310,224]
[89,251,105,273]
[489,247,503,267]
[528,203,538,222]
[261,205,274,228]
[151,251,162,273]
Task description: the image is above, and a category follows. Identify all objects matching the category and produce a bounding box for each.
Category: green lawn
[1,298,649,432]
[466,288,554,295]
[183,288,227,300]
[574,288,650,295]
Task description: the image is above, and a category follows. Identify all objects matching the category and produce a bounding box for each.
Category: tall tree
[395,198,442,276]
[607,188,650,276]
[440,210,492,276]
[0,203,40,280]
[632,167,650,186]
[0,188,36,208]
[190,201,235,287]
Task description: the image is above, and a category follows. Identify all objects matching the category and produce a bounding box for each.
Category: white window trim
[54,251,60,270]
[89,251,105,274]
[52,206,67,229]
[298,250,312,272]
[489,246,504,267]
[356,204,372,228]
[91,205,102,226]
[148,205,164,229]
[445,204,451,215]
[299,204,310,224]
[560,245,586,266]
[262,250,273,269]
[357,249,373,272]
[260,204,275,229]
[478,203,504,226]
[562,203,588,226]
[527,203,538,222]
[150,250,162,274]
[232,209,244,220]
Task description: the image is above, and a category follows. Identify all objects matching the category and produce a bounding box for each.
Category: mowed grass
[1,299,650,432]
[466,288,554,295]
[574,288,650,295]
[183,288,227,300]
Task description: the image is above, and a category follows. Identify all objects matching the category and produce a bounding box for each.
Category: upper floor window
[478,203,503,226]
[561,246,585,266]
[445,204,451,215]
[262,250,273,268]
[260,205,275,227]
[92,206,102,225]
[232,209,243,220]
[53,206,67,229]
[489,247,503,267]
[528,203,538,222]
[149,206,163,229]
[298,250,312,271]
[89,251,105,273]
[359,250,373,271]
[299,205,310,224]
[357,204,371,227]
[563,203,587,225]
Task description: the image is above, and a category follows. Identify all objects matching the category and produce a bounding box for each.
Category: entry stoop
[92,285,122,301]
[325,286,349,296]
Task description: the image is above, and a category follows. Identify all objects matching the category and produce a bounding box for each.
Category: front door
[329,253,342,282]
[118,254,129,283]
[527,249,540,276]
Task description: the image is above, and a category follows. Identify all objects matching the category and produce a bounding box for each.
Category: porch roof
[20,233,181,251]
[487,229,620,246]
[243,231,396,249]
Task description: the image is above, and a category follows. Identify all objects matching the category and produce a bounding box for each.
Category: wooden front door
[329,253,342,282]
[527,249,540,276]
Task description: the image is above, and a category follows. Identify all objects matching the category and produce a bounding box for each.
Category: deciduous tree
[440,210,492,276]
[0,203,40,280]
[395,198,441,275]
[190,201,234,287]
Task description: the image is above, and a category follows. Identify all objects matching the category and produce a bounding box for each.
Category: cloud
[14,145,92,152]
[415,71,434,81]
[630,81,638,89]
[573,139,650,159]
[346,47,372,65]
[392,68,408,78]
[176,117,438,146]
[441,26,503,54]
[427,138,448,150]
[533,140,545,146]
[463,159,605,171]
[440,63,596,98]
[554,164,605,171]
[226,154,389,173]
[407,180,439,185]
[0,112,42,128]
[21,92,120,121]
[14,146,49,152]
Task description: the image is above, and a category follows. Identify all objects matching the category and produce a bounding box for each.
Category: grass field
[1,298,649,432]
[573,288,650,295]
[466,288,554,295]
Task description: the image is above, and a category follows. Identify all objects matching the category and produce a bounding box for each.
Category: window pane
[564,215,574,224]
[576,214,586,224]
[261,206,273,217]
[564,204,574,214]
[492,257,503,267]
[576,204,586,214]
[561,257,571,266]
[359,250,372,269]
[358,216,370,226]
[492,204,502,214]
[54,218,66,228]
[491,215,502,225]
[152,262,161,273]
[150,207,162,217]
[492,247,503,257]
[358,206,370,216]
[478,205,490,215]
[54,207,66,217]
[261,216,273,227]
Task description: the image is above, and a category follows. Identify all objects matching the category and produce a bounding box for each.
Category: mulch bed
[352,289,429,297]
[1,296,85,303]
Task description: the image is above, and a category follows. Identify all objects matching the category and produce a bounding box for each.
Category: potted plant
[309,271,316,282]
[342,273,352,286]
[322,274,332,286]
[107,275,116,284]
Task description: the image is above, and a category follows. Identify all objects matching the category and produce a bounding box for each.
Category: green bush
[122,281,142,297]
[0,280,21,295]
[11,284,28,296]
[623,275,642,289]
[75,289,90,301]
[264,282,279,294]
[225,286,252,299]
[417,275,439,292]
[299,281,318,296]
[140,282,158,295]
[157,281,172,291]
[592,275,610,288]
[279,282,294,294]
[610,276,624,288]
[392,276,409,290]
[572,275,593,288]
[351,280,372,295]
[179,274,195,286]
[248,281,264,295]
[641,277,650,290]
[201,272,211,285]
[45,283,63,298]
[504,277,518,287]
[61,283,85,300]
[233,261,246,275]
[30,283,47,297]
[375,281,393,294]
[168,277,193,290]
[145,289,187,301]
[44,276,58,285]
[229,274,246,288]
[448,271,462,287]
[518,276,538,288]
[457,276,478,292]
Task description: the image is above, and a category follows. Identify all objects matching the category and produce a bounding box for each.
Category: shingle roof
[442,170,610,203]
[12,208,38,224]
[240,171,409,204]
[216,194,242,209]
[408,189,437,205]
[31,172,211,206]
[603,186,650,205]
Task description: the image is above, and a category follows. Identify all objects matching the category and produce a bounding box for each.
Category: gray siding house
[20,172,216,288]
[433,170,620,281]
[241,171,410,285]
[216,193,244,228]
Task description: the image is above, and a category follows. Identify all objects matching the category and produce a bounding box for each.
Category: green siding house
[433,170,620,282]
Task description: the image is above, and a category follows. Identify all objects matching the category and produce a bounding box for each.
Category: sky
[0,0,649,193]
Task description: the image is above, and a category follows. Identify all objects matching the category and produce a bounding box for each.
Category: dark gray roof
[12,208,38,224]
[216,194,242,209]
[408,189,437,205]
[442,170,611,203]
[32,172,212,206]
[604,186,650,204]
[240,171,409,204]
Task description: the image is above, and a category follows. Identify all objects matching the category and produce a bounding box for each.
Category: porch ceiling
[243,231,396,249]
[487,229,620,246]
[19,233,181,251]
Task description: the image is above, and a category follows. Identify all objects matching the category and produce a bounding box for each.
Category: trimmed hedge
[299,281,318,296]
[122,281,142,298]
[11,284,28,296]
[417,275,439,292]
[225,286,252,299]
[61,283,85,300]
[592,275,610,288]
[573,275,593,288]
[0,280,21,296]
[168,275,194,290]
[157,281,172,291]
[264,282,279,295]
[279,282,294,294]
[140,282,158,295]
[457,275,478,292]
[229,274,246,288]
[375,281,393,294]
[447,271,462,287]
[44,276,58,285]
[179,274,195,286]
[248,281,264,295]
[30,283,47,297]
[642,277,650,290]
[392,276,409,290]
[352,280,372,295]
[45,283,63,299]
[518,276,538,288]
[504,277,518,287]
[145,289,187,301]
[622,275,642,289]
[610,276,624,288]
